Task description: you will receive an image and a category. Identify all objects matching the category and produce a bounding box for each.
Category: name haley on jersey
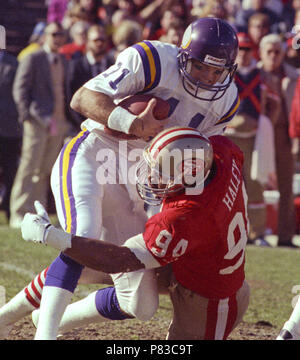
[82,40,240,139]
[222,159,242,212]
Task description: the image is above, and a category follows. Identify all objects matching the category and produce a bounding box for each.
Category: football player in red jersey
[22,127,250,340]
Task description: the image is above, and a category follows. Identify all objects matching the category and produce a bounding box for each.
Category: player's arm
[21,202,160,273]
[65,235,146,273]
[70,46,168,140]
[208,85,240,136]
[70,87,115,126]
[71,87,162,140]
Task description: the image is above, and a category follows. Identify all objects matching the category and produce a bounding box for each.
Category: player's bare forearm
[64,235,145,273]
[70,87,115,125]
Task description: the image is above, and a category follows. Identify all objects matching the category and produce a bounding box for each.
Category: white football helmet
[136,127,214,205]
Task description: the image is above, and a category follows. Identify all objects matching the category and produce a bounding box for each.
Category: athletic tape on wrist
[107,106,137,134]
[46,226,72,251]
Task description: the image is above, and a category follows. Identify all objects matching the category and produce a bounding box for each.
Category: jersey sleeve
[143,209,195,266]
[83,40,163,101]
[122,233,161,269]
[83,45,146,100]
[208,83,240,136]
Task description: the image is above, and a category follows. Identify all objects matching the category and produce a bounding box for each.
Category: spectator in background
[47,0,70,24]
[248,13,271,60]
[225,0,242,24]
[225,33,271,246]
[111,0,165,36]
[190,0,206,18]
[59,20,90,60]
[150,8,182,40]
[62,0,101,29]
[0,48,22,223]
[67,24,114,128]
[278,0,300,34]
[159,18,185,46]
[258,33,298,247]
[111,0,143,29]
[18,22,46,62]
[235,0,281,33]
[111,19,143,59]
[289,75,300,175]
[191,0,228,21]
[285,35,300,70]
[10,22,71,228]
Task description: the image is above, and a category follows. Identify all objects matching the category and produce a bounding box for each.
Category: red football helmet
[136,127,214,205]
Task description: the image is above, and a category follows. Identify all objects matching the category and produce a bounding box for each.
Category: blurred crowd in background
[2,0,300,247]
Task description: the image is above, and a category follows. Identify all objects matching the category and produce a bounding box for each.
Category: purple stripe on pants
[59,130,90,234]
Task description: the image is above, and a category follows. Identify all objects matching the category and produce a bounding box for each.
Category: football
[119,94,170,120]
[104,94,170,139]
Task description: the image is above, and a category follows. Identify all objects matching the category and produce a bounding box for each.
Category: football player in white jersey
[0,17,240,340]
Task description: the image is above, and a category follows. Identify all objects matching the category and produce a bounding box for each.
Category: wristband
[107,106,137,134]
[45,225,72,251]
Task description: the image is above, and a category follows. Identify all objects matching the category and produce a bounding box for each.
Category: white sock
[281,298,300,339]
[32,291,108,335]
[34,286,73,340]
[0,288,36,327]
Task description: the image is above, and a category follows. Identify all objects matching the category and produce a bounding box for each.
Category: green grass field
[1,210,300,339]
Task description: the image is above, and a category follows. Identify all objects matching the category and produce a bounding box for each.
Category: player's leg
[32,269,159,336]
[34,130,105,339]
[166,276,250,340]
[32,286,132,335]
[32,139,158,335]
[0,268,48,338]
[111,269,159,321]
[277,297,300,340]
[32,201,158,334]
[101,148,158,320]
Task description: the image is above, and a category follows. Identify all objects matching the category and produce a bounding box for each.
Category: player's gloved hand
[21,201,72,251]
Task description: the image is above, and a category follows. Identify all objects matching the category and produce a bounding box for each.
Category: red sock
[24,267,49,308]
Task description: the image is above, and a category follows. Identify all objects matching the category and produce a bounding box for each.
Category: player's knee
[134,303,158,321]
[124,294,159,321]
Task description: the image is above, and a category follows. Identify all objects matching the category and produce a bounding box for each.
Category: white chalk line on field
[0,262,36,278]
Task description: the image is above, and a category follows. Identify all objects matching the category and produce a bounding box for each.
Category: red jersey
[143,136,248,299]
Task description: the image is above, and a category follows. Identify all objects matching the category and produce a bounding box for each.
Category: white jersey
[82,40,240,147]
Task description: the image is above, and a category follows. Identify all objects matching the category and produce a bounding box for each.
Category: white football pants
[50,130,158,319]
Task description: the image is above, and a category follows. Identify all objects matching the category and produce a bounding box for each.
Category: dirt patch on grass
[5,317,279,340]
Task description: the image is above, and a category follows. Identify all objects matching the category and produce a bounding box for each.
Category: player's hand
[21,201,52,245]
[129,99,168,141]
[21,201,72,251]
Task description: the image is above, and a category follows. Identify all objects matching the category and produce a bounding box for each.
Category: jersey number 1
[102,62,130,90]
